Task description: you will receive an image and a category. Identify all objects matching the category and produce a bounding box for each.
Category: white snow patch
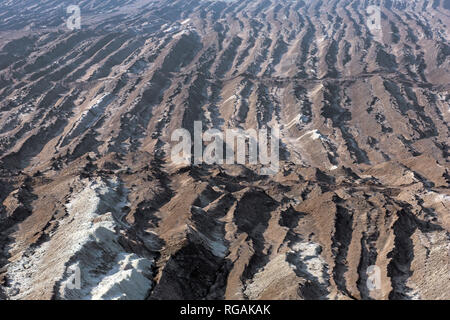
[297,130,323,141]
[5,178,154,300]
[289,241,328,285]
[90,253,153,300]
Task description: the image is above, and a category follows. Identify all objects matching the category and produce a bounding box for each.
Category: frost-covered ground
[6,177,154,300]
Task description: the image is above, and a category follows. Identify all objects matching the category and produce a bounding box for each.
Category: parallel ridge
[0,0,449,300]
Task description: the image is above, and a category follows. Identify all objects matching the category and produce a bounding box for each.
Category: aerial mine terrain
[0,0,449,300]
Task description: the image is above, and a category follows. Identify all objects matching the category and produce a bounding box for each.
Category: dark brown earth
[0,0,449,300]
